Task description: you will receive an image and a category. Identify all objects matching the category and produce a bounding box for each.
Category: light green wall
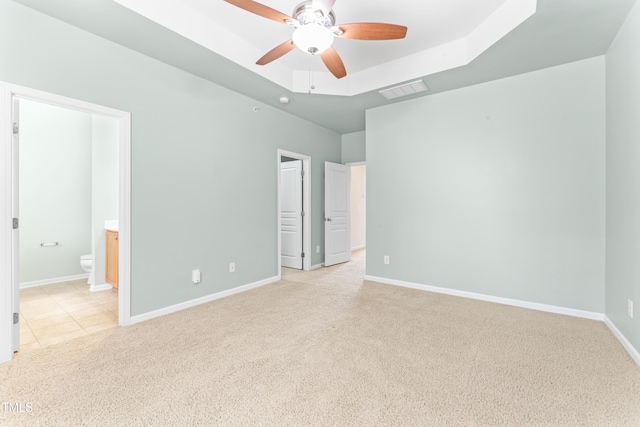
[366,57,606,312]
[605,0,640,354]
[91,115,119,287]
[342,131,366,164]
[0,0,341,315]
[19,99,92,283]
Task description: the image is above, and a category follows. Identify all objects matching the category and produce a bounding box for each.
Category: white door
[280,160,303,269]
[11,98,20,353]
[324,162,351,267]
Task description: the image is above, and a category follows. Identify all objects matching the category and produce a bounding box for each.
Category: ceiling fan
[223,0,408,79]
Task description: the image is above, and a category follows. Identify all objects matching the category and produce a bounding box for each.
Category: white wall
[350,165,366,250]
[19,100,92,283]
[366,57,606,313]
[90,115,119,286]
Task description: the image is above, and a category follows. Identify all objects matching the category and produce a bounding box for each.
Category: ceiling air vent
[379,80,428,100]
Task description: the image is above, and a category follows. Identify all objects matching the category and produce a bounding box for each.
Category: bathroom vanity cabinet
[106,230,119,289]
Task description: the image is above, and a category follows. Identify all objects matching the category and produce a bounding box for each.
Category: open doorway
[350,164,366,252]
[0,82,131,364]
[17,99,119,351]
[347,162,366,271]
[277,150,311,275]
[280,157,303,270]
[323,161,366,267]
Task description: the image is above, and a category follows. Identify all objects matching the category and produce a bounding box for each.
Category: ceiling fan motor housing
[293,1,336,28]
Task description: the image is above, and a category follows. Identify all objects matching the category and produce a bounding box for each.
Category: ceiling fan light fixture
[292,24,334,55]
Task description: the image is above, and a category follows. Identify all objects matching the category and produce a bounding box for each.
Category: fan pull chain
[308,56,316,94]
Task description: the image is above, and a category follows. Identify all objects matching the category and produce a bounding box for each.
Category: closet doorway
[277,150,311,274]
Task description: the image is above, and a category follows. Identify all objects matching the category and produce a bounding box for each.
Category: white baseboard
[364,275,604,321]
[351,245,366,251]
[310,263,324,271]
[604,316,640,368]
[90,283,113,292]
[20,273,89,289]
[130,276,280,325]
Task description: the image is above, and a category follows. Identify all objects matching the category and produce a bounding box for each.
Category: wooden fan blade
[320,47,347,79]
[256,40,296,65]
[336,23,408,40]
[312,0,336,16]
[224,0,293,25]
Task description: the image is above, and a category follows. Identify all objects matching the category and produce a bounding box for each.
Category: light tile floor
[19,280,118,352]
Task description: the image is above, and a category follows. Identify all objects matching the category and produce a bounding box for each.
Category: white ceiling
[12,0,638,133]
[186,0,508,70]
[112,0,536,96]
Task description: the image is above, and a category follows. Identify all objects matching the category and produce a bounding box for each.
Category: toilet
[82,253,110,291]
[80,254,93,274]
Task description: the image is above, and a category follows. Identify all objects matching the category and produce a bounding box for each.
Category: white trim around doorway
[0,81,132,364]
[277,150,312,275]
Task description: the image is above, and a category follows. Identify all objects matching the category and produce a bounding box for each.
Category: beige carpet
[2,250,640,426]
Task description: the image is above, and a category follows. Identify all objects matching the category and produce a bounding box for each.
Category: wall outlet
[229,262,236,273]
[316,245,320,253]
[191,269,201,284]
[629,299,634,319]
[384,255,390,265]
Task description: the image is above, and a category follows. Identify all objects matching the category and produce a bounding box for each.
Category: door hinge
[301,252,305,258]
[301,211,305,217]
[12,122,18,135]
[13,313,19,324]
[301,170,305,177]
[12,218,18,229]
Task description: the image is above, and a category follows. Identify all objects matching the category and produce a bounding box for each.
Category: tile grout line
[19,281,119,351]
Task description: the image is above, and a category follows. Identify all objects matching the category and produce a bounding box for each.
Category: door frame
[346,161,366,252]
[279,159,303,270]
[0,82,132,364]
[277,150,311,274]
